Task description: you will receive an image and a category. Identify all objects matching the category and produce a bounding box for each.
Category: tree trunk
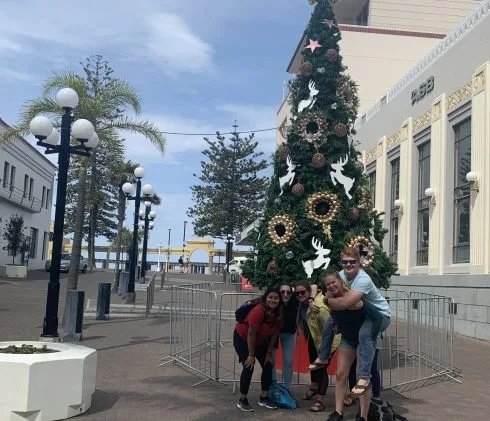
[113,189,126,291]
[88,152,97,271]
[66,161,88,291]
[88,204,97,270]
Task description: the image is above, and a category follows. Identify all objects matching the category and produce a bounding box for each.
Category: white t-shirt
[340,268,391,318]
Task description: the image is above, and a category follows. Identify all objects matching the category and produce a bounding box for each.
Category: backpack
[235,298,260,323]
[359,399,408,421]
[268,381,297,409]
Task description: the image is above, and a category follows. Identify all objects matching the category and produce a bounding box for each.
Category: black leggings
[348,349,381,398]
[233,330,273,396]
[307,336,329,396]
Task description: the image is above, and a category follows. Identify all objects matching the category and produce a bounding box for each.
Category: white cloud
[145,13,214,75]
[0,68,37,83]
[215,103,278,154]
[0,3,213,76]
[123,114,215,164]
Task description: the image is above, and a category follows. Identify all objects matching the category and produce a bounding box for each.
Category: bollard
[118,271,130,296]
[62,290,85,342]
[96,283,111,320]
[160,269,166,289]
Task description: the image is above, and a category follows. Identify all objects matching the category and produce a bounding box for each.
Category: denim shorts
[339,337,358,349]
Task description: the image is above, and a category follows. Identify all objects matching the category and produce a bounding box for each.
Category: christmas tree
[242,0,397,289]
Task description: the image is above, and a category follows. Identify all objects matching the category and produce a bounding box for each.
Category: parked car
[228,257,248,275]
[45,254,88,273]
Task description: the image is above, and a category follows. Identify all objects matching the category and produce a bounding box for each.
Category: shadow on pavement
[85,389,120,414]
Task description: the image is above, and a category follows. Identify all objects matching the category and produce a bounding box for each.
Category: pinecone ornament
[292,183,305,196]
[312,152,326,168]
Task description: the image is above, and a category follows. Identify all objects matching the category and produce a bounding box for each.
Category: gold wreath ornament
[267,214,296,246]
[306,192,340,233]
[348,235,374,267]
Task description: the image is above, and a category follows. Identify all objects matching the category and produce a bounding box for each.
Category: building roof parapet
[354,0,490,130]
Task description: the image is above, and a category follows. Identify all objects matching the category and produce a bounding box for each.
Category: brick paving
[0,271,489,420]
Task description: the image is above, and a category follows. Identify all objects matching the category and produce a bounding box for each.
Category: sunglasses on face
[280,290,292,296]
[342,259,357,266]
[295,290,307,296]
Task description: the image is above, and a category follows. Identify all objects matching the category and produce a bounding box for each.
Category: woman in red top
[234,286,283,412]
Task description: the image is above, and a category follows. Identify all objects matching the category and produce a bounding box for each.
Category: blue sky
[0,0,313,261]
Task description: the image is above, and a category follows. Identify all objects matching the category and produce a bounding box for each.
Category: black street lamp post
[122,171,154,304]
[224,234,234,282]
[139,201,156,278]
[30,88,100,339]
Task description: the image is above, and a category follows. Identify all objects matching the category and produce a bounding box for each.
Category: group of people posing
[233,246,391,421]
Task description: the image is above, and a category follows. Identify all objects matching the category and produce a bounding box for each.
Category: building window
[389,158,400,263]
[46,188,51,209]
[3,161,10,188]
[23,175,29,198]
[29,178,34,200]
[279,118,289,140]
[42,186,47,208]
[42,231,49,260]
[416,142,430,266]
[356,0,370,26]
[453,119,471,264]
[29,228,39,259]
[9,165,16,192]
[368,171,376,206]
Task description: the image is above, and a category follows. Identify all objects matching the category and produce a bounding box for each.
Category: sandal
[343,393,358,407]
[303,388,318,400]
[308,360,328,371]
[351,380,372,396]
[310,401,325,412]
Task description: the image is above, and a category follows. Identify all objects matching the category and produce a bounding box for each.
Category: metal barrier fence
[160,284,459,393]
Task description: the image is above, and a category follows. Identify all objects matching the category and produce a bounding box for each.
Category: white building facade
[355,1,490,340]
[0,118,57,270]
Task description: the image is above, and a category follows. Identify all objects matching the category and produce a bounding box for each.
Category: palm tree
[1,55,166,296]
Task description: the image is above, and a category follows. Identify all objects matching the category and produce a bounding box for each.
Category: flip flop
[351,381,372,396]
[309,401,325,412]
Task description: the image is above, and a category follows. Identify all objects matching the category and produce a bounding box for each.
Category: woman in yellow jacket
[295,280,340,412]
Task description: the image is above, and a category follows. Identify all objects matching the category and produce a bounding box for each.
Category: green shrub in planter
[0,344,59,354]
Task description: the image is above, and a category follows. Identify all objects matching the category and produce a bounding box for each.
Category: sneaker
[258,396,278,409]
[237,397,254,412]
[326,411,344,421]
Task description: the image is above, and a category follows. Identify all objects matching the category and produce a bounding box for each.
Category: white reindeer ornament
[279,155,297,196]
[330,155,355,199]
[298,80,320,113]
[302,237,331,278]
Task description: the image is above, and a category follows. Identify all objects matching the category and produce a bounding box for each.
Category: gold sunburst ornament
[348,236,374,267]
[268,214,296,246]
[306,192,340,236]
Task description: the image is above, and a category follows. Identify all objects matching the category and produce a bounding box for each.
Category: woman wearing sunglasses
[295,280,339,412]
[272,283,317,392]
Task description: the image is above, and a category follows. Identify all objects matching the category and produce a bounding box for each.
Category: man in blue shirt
[313,246,391,421]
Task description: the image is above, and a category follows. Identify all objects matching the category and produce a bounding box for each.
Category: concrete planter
[0,264,27,278]
[0,341,97,421]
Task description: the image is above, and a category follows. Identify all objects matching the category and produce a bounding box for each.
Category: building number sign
[411,76,434,106]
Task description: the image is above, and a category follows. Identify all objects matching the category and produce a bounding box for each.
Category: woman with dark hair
[272,282,318,392]
[234,286,283,412]
[295,280,339,412]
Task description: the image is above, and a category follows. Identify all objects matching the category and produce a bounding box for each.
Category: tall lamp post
[167,228,171,272]
[30,87,100,339]
[122,171,154,304]
[139,201,156,278]
[224,234,234,282]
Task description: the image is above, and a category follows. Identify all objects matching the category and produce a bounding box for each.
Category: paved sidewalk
[0,273,488,420]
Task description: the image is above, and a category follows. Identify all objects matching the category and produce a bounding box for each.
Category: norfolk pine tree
[242,0,397,288]
[188,128,269,239]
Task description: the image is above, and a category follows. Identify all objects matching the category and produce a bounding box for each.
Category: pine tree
[242,0,397,288]
[188,127,269,239]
